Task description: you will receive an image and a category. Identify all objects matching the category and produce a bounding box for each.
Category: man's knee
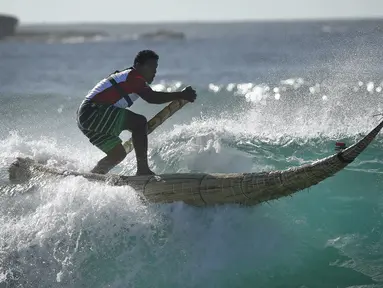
[124,111,148,134]
[133,115,148,134]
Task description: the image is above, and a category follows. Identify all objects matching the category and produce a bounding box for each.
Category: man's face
[139,59,158,84]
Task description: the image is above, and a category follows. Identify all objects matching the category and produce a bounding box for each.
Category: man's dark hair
[134,50,159,66]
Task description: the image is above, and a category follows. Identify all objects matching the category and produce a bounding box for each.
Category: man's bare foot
[136,169,156,176]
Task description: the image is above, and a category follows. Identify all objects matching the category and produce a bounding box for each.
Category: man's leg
[123,110,155,176]
[90,143,126,174]
[78,102,131,175]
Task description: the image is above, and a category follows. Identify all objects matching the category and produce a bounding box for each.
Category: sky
[1,0,383,24]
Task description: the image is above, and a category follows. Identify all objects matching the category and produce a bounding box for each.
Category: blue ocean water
[1,19,383,288]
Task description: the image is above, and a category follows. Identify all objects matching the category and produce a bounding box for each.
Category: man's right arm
[131,77,196,104]
[138,89,184,104]
[130,77,183,104]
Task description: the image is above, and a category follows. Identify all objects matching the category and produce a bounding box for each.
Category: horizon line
[17,15,383,26]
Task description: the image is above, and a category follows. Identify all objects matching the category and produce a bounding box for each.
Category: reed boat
[8,99,383,206]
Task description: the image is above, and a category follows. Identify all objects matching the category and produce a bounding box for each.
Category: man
[76,50,197,175]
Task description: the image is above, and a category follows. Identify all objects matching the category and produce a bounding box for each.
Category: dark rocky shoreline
[0,14,18,39]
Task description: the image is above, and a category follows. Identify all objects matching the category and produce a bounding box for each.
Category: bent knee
[132,115,148,133]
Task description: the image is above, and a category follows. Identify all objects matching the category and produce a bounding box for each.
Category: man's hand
[179,86,197,102]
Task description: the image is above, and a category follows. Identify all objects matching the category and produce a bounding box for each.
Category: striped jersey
[85,67,152,108]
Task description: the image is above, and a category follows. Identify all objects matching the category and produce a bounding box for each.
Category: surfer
[76,50,197,175]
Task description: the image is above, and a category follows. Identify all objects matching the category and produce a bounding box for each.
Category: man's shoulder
[118,69,151,93]
[126,70,151,90]
[127,69,145,82]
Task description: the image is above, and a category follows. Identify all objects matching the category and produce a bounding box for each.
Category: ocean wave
[1,76,383,177]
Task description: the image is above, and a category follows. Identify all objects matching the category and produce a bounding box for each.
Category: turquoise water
[1,20,383,287]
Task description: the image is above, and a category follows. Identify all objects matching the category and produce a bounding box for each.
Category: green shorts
[76,100,127,153]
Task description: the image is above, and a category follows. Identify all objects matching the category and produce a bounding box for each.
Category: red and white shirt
[85,68,152,108]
